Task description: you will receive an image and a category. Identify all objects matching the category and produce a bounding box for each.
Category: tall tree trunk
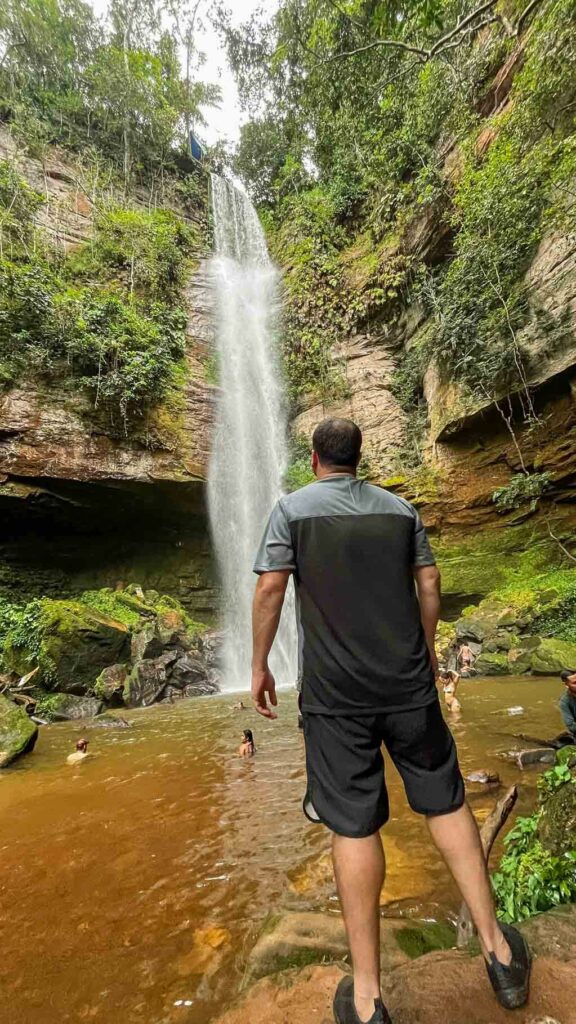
[122,16,132,187]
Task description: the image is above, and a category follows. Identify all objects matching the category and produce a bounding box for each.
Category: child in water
[238,729,255,757]
[67,738,90,765]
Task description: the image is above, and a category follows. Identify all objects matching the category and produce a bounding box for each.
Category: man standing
[251,418,531,1024]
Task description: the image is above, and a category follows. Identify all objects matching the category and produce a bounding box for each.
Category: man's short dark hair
[561,669,576,681]
[312,417,362,469]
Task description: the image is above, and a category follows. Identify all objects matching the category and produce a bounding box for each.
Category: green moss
[79,589,152,628]
[394,921,455,959]
[264,947,340,975]
[0,693,38,768]
[474,651,510,676]
[432,525,569,600]
[556,746,576,769]
[2,598,130,692]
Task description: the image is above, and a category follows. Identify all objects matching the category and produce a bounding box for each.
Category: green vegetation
[0,0,221,426]
[0,161,196,424]
[492,472,552,513]
[492,763,576,923]
[394,921,455,959]
[222,0,576,424]
[285,435,315,492]
[0,587,205,700]
[0,0,220,183]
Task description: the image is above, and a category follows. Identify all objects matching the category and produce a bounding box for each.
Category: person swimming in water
[67,738,90,765]
[238,729,255,757]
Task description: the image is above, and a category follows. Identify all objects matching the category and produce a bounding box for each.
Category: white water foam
[207,175,297,691]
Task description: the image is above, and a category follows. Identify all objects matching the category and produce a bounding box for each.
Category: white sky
[92,0,279,146]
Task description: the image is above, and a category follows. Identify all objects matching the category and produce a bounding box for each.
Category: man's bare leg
[332,832,384,1022]
[427,803,511,964]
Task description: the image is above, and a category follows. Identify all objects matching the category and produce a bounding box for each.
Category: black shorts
[302,700,464,838]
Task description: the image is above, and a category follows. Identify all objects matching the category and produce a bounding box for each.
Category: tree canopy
[0,0,221,181]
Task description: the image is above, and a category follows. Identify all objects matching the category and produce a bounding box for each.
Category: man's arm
[414,564,441,678]
[251,570,291,718]
[559,691,576,737]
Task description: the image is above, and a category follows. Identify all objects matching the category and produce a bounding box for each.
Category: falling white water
[207,175,297,691]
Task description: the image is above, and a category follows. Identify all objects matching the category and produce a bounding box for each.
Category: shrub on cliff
[0,164,193,426]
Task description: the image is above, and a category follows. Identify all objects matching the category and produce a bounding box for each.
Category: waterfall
[207,174,297,692]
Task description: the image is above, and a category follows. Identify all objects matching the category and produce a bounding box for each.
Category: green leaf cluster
[492,764,576,923]
[492,472,552,513]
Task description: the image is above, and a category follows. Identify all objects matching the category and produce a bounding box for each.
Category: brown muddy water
[0,677,564,1024]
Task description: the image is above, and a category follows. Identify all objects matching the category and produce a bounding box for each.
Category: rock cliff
[0,128,218,614]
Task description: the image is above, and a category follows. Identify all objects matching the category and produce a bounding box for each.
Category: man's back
[254,475,436,715]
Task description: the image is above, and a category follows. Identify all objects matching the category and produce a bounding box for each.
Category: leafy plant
[492,764,576,923]
[492,473,552,513]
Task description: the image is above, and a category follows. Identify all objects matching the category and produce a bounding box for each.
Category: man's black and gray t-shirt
[253,474,437,716]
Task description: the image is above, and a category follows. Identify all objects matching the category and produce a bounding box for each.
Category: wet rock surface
[215,906,576,1024]
[0,693,38,767]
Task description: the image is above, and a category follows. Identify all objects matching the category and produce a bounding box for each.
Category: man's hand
[430,649,439,679]
[251,666,278,719]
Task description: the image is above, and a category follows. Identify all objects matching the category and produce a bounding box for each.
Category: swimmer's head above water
[76,738,89,753]
[242,729,254,746]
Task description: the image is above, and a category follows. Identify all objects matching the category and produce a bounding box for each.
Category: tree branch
[324,0,365,31]
[515,0,545,36]
[429,0,498,55]
[311,37,428,70]
[545,516,576,564]
[305,0,545,73]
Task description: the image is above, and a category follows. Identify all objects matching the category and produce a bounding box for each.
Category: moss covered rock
[538,777,576,856]
[474,651,509,675]
[0,694,38,767]
[93,663,128,704]
[35,692,104,721]
[555,745,576,768]
[3,600,130,694]
[530,638,576,675]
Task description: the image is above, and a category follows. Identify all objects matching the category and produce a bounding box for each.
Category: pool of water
[0,676,565,1024]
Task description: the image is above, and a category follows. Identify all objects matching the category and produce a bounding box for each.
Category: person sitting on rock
[559,669,576,741]
[238,729,255,757]
[67,738,90,765]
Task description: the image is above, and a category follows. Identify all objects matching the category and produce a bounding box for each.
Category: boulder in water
[170,652,208,688]
[86,714,130,729]
[465,770,500,784]
[130,620,164,662]
[41,693,104,721]
[474,651,509,676]
[0,693,38,767]
[515,748,556,768]
[93,663,128,704]
[123,650,179,707]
